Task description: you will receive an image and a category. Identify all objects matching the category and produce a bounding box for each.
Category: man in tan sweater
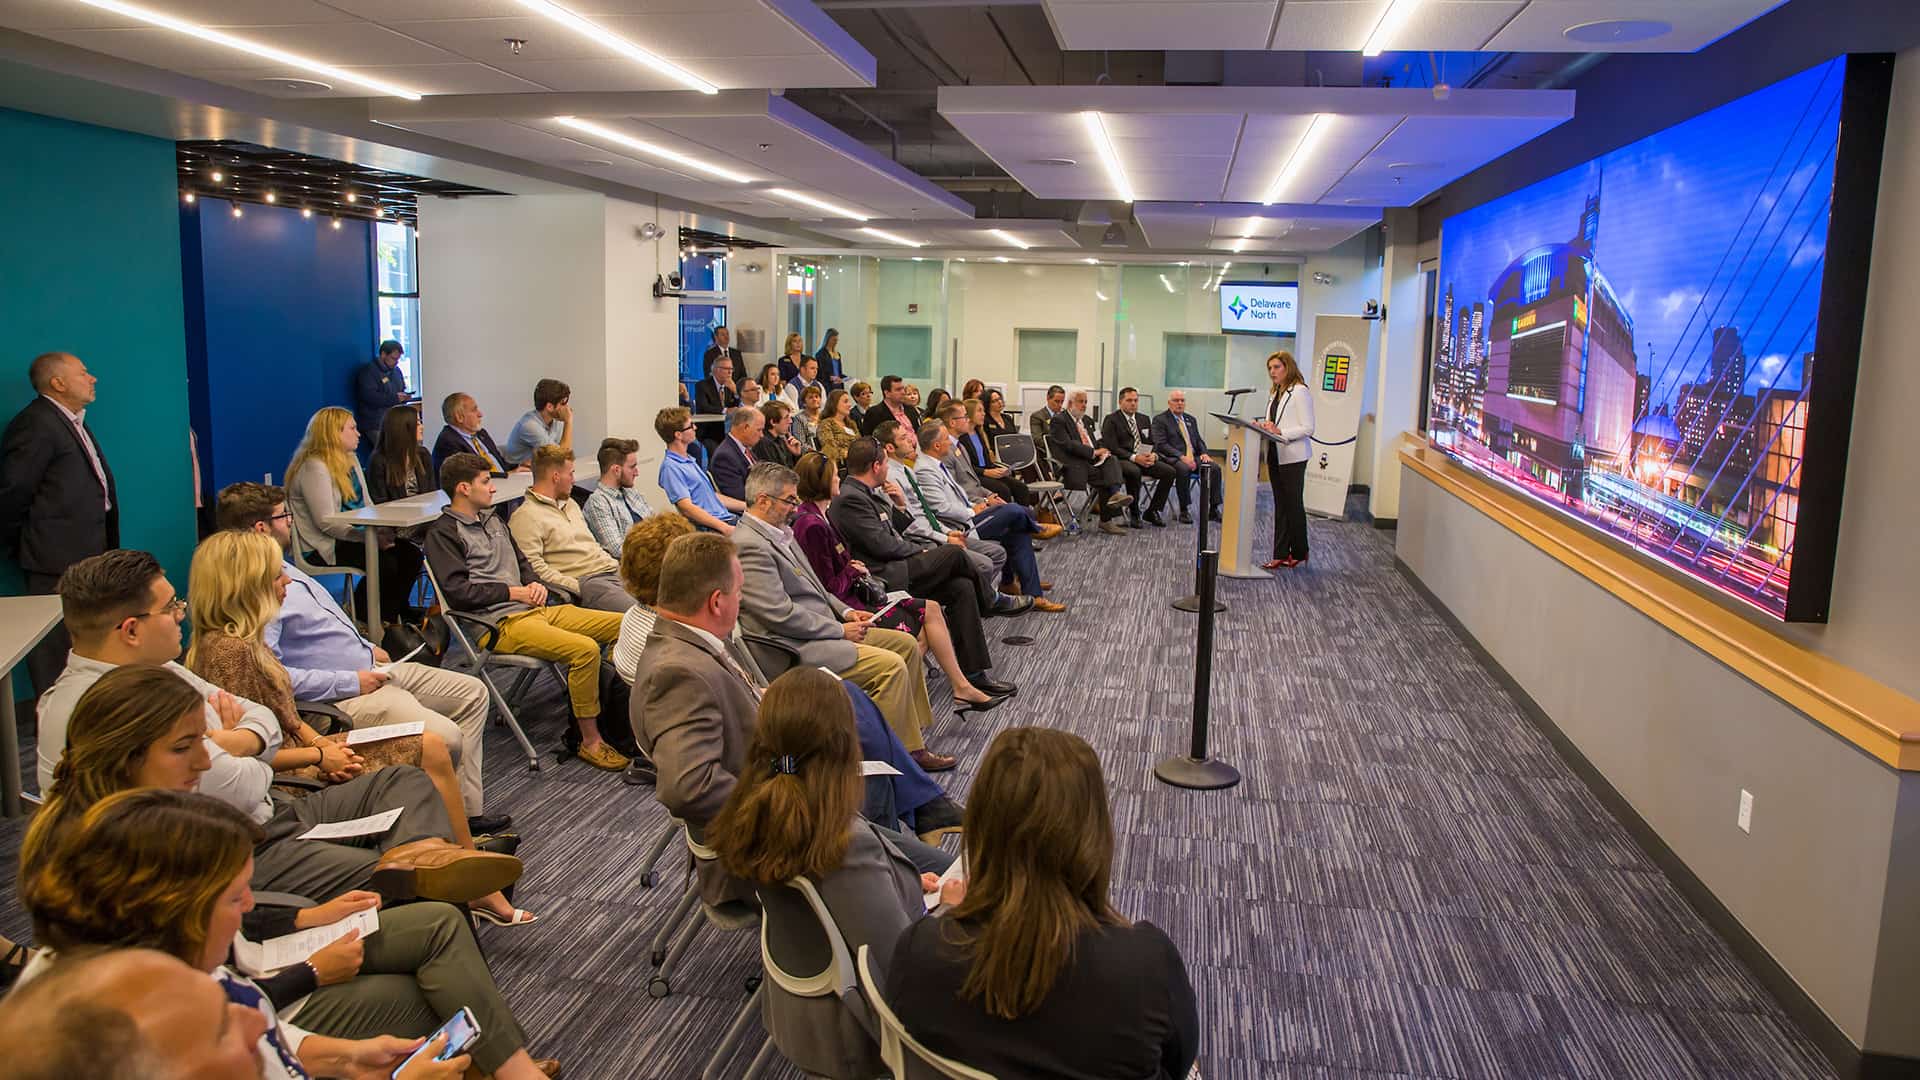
[508,445,635,613]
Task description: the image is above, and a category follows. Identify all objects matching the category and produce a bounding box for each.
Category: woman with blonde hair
[287,406,416,621]
[185,530,534,926]
[794,382,824,450]
[887,727,1198,1078]
[775,331,809,385]
[1256,349,1315,569]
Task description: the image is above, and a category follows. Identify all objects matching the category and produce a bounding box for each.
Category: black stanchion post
[1171,459,1227,613]
[1154,547,1240,791]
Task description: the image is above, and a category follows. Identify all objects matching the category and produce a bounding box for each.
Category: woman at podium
[1257,350,1315,569]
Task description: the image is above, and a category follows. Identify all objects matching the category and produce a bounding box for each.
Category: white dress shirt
[45,395,111,510]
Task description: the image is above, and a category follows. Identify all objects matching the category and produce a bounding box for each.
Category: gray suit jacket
[629,618,761,905]
[733,513,859,672]
[945,447,992,502]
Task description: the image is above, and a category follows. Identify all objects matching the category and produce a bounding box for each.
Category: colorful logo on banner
[1321,353,1351,393]
[1227,296,1248,321]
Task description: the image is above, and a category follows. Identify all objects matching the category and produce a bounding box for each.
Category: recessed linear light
[767,188,871,221]
[1230,237,1251,253]
[554,117,751,184]
[1158,273,1175,294]
[511,0,717,95]
[1081,112,1135,203]
[859,227,923,247]
[994,256,1010,263]
[1362,0,1426,57]
[1262,113,1328,206]
[1082,257,1100,265]
[70,0,422,99]
[987,228,1031,250]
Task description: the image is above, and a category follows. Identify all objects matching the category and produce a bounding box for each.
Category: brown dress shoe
[910,748,958,772]
[999,582,1023,597]
[371,839,523,905]
[1031,598,1067,613]
[1034,522,1064,540]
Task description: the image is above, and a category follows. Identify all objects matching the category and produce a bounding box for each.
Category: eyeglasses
[271,511,294,522]
[131,597,188,623]
[679,425,697,435]
[774,494,804,509]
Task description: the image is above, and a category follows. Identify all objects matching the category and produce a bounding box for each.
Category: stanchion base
[1170,595,1227,613]
[1153,756,1242,790]
[1003,635,1036,646]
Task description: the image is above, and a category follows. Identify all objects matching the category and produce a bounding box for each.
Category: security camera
[1312,271,1334,286]
[1362,299,1385,320]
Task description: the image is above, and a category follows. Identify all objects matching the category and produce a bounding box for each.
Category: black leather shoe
[1209,508,1223,522]
[1178,509,1193,524]
[914,795,964,842]
[623,759,657,786]
[990,595,1034,617]
[973,677,1018,696]
[474,831,521,856]
[468,813,513,835]
[1145,511,1167,527]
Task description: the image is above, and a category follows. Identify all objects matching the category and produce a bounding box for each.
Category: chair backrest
[287,516,360,618]
[419,558,485,658]
[992,433,1036,472]
[854,944,998,1080]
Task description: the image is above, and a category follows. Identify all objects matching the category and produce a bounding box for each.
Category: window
[874,325,933,379]
[1164,332,1227,388]
[1016,329,1078,383]
[374,221,421,391]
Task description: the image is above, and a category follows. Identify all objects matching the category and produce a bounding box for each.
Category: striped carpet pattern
[1,495,1833,1078]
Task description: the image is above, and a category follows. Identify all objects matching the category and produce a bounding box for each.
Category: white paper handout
[372,644,425,673]
[345,721,426,746]
[295,807,404,841]
[861,760,901,776]
[925,852,967,912]
[233,907,381,976]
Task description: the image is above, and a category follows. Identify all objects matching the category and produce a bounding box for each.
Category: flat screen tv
[1220,281,1299,336]
[1428,54,1892,622]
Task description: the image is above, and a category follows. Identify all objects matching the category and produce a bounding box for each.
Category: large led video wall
[1429,55,1891,622]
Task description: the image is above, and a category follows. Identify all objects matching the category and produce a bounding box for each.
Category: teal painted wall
[0,107,196,590]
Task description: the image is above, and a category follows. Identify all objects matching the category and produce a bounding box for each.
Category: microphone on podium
[1222,387,1254,414]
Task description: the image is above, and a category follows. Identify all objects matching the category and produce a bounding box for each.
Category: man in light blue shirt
[654,405,739,533]
[217,481,503,829]
[502,377,573,466]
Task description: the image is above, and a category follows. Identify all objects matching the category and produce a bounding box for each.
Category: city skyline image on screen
[1429,55,1891,621]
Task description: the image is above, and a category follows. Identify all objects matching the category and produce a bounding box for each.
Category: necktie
[717,639,766,703]
[468,433,499,472]
[1179,416,1195,458]
[1076,415,1093,447]
[901,467,943,534]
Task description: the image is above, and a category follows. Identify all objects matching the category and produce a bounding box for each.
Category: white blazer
[1266,383,1315,467]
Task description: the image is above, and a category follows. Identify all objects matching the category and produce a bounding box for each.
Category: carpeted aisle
[1,493,1835,1078]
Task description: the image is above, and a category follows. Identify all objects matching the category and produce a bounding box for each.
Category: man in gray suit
[734,462,954,772]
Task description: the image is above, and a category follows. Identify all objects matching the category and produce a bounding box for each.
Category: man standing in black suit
[858,374,920,438]
[0,351,117,692]
[1101,387,1177,528]
[1150,390,1222,524]
[702,325,744,373]
[1047,389,1132,536]
[693,353,741,450]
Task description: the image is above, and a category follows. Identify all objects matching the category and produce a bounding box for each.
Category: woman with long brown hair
[816,388,859,468]
[1256,349,1315,569]
[759,359,788,404]
[887,727,1198,1078]
[707,667,957,1077]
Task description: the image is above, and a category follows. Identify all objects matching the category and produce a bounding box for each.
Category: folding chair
[288,517,364,628]
[419,558,545,772]
[855,944,998,1080]
[992,434,1077,536]
[748,876,885,1079]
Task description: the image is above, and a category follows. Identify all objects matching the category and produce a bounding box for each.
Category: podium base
[1153,755,1242,790]
[1217,566,1272,580]
[1171,594,1227,613]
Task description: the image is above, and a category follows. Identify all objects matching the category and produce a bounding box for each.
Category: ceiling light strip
[1261,114,1328,206]
[1081,112,1136,203]
[552,117,751,183]
[71,0,423,99]
[987,228,1032,250]
[859,227,924,247]
[767,188,872,221]
[1361,0,1426,57]
[512,0,718,94]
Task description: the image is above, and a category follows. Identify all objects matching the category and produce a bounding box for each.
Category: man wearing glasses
[654,406,737,535]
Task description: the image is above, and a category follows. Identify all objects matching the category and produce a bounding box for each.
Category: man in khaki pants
[214,482,503,834]
[425,453,628,772]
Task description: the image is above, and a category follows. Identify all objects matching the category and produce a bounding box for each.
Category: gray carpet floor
[1,494,1835,1079]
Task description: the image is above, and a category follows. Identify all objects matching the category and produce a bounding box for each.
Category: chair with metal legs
[419,559,545,773]
[992,434,1076,536]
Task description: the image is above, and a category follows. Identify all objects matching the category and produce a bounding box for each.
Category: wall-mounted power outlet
[1738,789,1754,834]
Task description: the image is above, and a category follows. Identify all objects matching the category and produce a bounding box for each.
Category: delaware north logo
[1227,296,1248,320]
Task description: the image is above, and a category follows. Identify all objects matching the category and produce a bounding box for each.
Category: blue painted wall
[181,200,376,491]
[0,108,196,589]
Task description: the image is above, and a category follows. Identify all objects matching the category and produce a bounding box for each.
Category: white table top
[689,413,727,423]
[0,595,65,671]
[325,469,540,530]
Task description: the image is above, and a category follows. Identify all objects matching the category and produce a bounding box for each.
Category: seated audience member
[21,787,558,1079]
[287,406,422,622]
[694,353,741,449]
[784,354,824,411]
[859,375,920,438]
[582,436,652,557]
[876,421,1014,606]
[911,422,1063,612]
[1028,384,1066,449]
[217,482,495,832]
[791,453,1002,709]
[794,382,824,450]
[922,389,951,422]
[710,405,765,503]
[33,660,518,916]
[735,463,956,771]
[904,384,922,410]
[425,454,628,772]
[707,667,963,1078]
[829,439,1014,695]
[817,389,858,468]
[847,380,874,429]
[508,445,635,613]
[612,513,692,687]
[366,404,436,504]
[1048,388,1135,534]
[501,378,573,467]
[1151,389,1223,524]
[0,947,270,1080]
[758,361,788,405]
[758,400,805,469]
[889,728,1199,1079]
[432,392,517,477]
[655,406,739,532]
[1102,386,1178,528]
[948,398,1032,506]
[960,378,985,402]
[739,378,764,408]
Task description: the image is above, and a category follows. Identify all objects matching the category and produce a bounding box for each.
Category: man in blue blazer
[707,406,764,504]
[1151,390,1223,524]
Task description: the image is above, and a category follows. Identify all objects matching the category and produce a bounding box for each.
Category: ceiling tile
[0,0,360,31]
[1268,0,1384,50]
[1486,0,1790,53]
[1045,1,1278,51]
[36,21,462,75]
[194,62,551,96]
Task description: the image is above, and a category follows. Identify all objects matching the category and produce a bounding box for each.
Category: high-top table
[0,594,65,815]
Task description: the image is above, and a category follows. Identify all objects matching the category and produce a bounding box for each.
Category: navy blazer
[431,425,510,478]
[353,360,410,441]
[1150,410,1210,464]
[0,396,118,576]
[709,437,754,502]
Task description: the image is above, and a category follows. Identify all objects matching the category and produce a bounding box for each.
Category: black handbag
[851,574,889,609]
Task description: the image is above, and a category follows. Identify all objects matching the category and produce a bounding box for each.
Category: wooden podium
[1211,412,1284,579]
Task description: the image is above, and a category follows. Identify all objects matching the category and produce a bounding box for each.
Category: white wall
[602,197,690,511]
[1367,207,1425,519]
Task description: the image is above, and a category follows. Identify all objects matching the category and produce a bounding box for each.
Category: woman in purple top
[792,452,1002,709]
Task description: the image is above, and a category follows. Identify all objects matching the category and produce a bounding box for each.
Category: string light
[210,170,223,182]
[264,192,276,203]
[330,218,342,230]
[301,207,313,219]
[182,191,196,204]
[231,204,243,218]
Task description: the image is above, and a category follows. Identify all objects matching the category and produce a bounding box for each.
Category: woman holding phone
[1257,350,1315,569]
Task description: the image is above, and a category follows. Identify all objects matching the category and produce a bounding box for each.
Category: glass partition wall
[779,254,1299,441]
